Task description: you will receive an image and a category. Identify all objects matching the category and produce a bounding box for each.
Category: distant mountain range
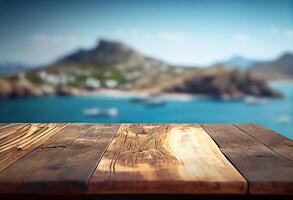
[217,56,255,70]
[216,53,293,80]
[250,52,293,80]
[0,62,29,75]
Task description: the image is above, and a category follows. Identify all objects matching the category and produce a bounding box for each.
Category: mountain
[51,39,169,72]
[251,52,293,79]
[0,62,29,75]
[23,39,185,90]
[217,56,255,70]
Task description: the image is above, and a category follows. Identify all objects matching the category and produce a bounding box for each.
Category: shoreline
[270,80,293,84]
[1,85,289,101]
[81,89,207,101]
[2,80,292,101]
[0,87,207,101]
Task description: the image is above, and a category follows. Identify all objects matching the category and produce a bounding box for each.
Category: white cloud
[158,32,187,43]
[284,29,293,38]
[234,33,251,43]
[28,34,79,65]
[115,29,152,40]
[31,34,77,45]
[271,27,281,34]
[115,29,188,43]
[271,27,293,39]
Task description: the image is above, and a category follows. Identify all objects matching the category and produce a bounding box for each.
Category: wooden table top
[0,123,292,197]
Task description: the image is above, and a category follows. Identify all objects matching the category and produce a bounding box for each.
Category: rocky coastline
[0,69,282,100]
[0,78,83,99]
[163,67,282,100]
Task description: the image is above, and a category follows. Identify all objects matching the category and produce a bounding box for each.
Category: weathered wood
[88,124,246,194]
[0,123,8,128]
[0,123,69,172]
[0,124,27,142]
[201,124,293,194]
[0,123,292,196]
[0,124,119,194]
[235,124,293,162]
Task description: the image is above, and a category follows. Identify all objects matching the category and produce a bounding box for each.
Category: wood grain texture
[201,124,293,194]
[0,123,119,194]
[88,124,246,194]
[235,124,293,162]
[0,123,8,128]
[0,123,69,172]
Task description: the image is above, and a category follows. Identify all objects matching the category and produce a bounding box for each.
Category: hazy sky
[0,0,293,66]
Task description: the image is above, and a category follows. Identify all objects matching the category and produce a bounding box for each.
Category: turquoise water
[0,82,292,138]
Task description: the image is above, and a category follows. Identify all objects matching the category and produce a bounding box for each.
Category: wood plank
[0,123,119,194]
[201,124,293,194]
[0,124,31,142]
[88,124,246,194]
[235,124,293,162]
[0,123,8,128]
[0,123,69,172]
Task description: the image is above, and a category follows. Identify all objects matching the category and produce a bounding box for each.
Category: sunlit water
[0,82,292,138]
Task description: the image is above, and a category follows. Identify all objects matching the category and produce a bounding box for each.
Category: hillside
[163,66,281,99]
[56,39,167,71]
[250,52,293,80]
[24,39,186,90]
[49,39,169,72]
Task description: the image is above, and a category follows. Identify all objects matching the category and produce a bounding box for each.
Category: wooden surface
[88,124,246,194]
[0,123,69,172]
[0,123,292,196]
[0,124,119,194]
[235,124,293,162]
[201,124,293,194]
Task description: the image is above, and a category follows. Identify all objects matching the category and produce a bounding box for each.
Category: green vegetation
[26,73,43,85]
[107,69,126,84]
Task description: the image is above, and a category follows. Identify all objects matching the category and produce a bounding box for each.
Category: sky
[0,0,293,66]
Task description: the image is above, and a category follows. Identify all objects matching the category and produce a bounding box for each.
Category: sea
[0,82,292,139]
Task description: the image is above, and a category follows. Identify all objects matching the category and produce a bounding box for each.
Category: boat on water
[244,96,267,105]
[83,107,118,117]
[144,98,166,107]
[276,115,290,124]
[130,92,166,107]
[131,96,149,103]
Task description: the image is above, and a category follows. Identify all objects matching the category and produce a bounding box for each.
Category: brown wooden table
[0,123,292,199]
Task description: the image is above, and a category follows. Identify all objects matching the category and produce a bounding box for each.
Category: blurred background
[0,0,292,138]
